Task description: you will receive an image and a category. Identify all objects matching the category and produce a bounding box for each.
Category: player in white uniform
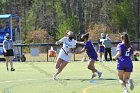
[52,31,77,80]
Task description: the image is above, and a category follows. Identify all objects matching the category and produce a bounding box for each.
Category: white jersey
[3,39,13,53]
[59,37,77,53]
[57,37,77,62]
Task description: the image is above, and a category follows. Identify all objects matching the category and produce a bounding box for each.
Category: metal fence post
[74,49,76,61]
[46,46,48,62]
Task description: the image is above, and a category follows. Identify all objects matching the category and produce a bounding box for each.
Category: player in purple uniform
[113,32,134,93]
[75,33,102,78]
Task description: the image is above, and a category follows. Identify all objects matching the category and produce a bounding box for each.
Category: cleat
[129,79,134,90]
[52,75,56,80]
[91,73,97,79]
[11,68,15,71]
[97,72,102,78]
[123,88,129,93]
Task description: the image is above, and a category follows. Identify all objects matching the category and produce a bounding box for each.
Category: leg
[108,48,112,61]
[9,57,13,68]
[56,58,63,69]
[87,59,97,73]
[5,57,9,70]
[101,52,104,62]
[104,49,108,61]
[53,59,68,80]
[118,70,129,92]
[55,61,68,76]
[118,70,126,87]
[88,59,102,78]
[99,52,101,61]
[123,72,131,84]
[99,52,103,62]
[9,57,15,71]
[124,72,134,90]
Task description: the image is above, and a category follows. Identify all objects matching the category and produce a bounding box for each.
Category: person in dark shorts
[113,32,134,93]
[98,33,105,62]
[75,33,102,78]
[3,33,15,71]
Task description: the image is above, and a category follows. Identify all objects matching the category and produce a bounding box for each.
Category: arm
[113,50,121,60]
[130,47,134,60]
[75,47,86,54]
[76,41,85,45]
[3,41,7,53]
[98,39,103,46]
[102,40,105,47]
[55,37,66,45]
[55,41,62,45]
[10,39,14,49]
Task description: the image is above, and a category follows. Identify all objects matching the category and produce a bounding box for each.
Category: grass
[0,61,140,93]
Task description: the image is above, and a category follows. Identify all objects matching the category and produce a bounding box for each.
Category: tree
[110,0,136,40]
[1,0,139,42]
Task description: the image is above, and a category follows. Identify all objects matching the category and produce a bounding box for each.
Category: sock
[96,71,100,74]
[123,87,128,90]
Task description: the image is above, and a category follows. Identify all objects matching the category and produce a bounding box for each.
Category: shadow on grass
[57,78,117,81]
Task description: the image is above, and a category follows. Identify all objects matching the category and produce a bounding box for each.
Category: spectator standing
[98,33,105,62]
[102,34,112,62]
[3,33,15,71]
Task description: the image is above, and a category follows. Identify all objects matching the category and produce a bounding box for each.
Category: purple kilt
[98,46,105,53]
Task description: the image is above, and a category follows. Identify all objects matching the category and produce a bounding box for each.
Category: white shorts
[57,49,72,62]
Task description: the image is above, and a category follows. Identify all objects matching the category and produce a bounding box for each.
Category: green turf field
[0,61,139,93]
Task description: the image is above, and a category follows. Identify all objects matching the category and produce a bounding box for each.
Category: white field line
[0,78,49,84]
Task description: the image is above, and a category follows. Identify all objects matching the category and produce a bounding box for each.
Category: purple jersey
[85,40,97,60]
[116,43,133,61]
[116,43,133,72]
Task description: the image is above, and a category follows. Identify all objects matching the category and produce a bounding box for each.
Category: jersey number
[125,51,130,56]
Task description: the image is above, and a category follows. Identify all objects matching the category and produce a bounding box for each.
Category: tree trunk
[78,0,85,34]
[66,0,70,18]
[136,0,140,49]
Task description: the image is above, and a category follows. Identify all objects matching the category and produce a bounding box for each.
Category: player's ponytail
[121,32,130,49]
[81,33,89,41]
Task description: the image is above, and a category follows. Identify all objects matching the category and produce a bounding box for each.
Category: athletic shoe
[7,68,9,71]
[123,88,129,93]
[129,79,134,90]
[91,73,97,79]
[52,75,56,80]
[11,68,15,71]
[97,72,102,78]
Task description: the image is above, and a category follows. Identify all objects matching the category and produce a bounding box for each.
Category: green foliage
[56,17,79,40]
[54,0,65,20]
[0,0,138,42]
[110,0,136,39]
[0,0,6,13]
